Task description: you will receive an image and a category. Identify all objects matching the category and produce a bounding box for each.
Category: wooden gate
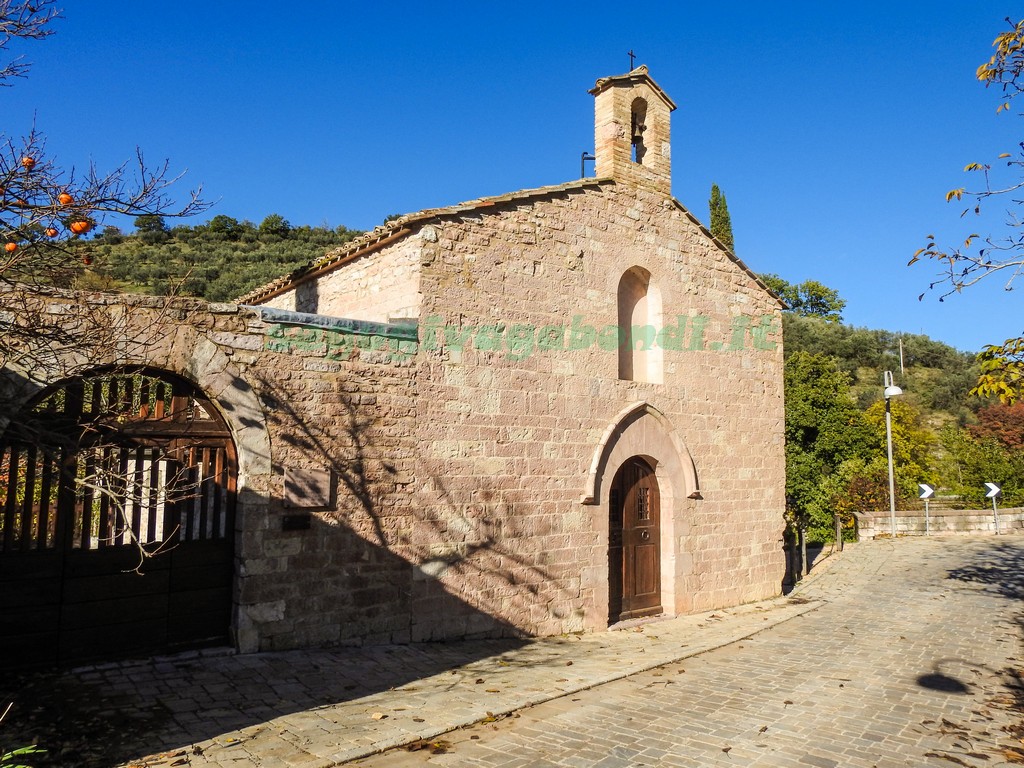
[608,457,662,623]
[0,369,236,669]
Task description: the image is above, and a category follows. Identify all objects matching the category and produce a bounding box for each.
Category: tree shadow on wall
[0,363,581,768]
[250,367,582,644]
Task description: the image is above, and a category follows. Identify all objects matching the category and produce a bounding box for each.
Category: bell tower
[589,65,676,196]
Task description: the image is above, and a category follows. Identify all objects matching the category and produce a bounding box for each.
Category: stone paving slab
[15,536,1022,768]
[350,535,1024,768]
[0,559,827,768]
[112,587,820,767]
[221,600,819,766]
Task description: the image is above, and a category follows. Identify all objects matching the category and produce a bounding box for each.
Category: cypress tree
[709,183,735,254]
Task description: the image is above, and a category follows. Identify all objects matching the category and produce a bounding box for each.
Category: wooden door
[609,457,662,623]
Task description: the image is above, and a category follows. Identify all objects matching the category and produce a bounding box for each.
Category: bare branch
[0,0,57,83]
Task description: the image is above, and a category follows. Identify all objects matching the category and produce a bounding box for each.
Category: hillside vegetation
[73,214,363,301]
[774,285,1022,543]
[782,314,979,421]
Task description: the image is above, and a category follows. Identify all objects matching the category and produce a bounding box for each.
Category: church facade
[239,66,787,643]
[0,67,785,666]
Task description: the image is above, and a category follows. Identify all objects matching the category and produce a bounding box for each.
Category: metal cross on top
[628,49,636,69]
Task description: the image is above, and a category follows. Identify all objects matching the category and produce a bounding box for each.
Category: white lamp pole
[883,371,903,538]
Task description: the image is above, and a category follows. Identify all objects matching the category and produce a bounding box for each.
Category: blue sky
[5,2,1021,353]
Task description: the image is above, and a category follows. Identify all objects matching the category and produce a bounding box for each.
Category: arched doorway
[608,456,662,623]
[0,368,237,668]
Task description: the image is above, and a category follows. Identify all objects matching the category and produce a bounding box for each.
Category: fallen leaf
[486,688,500,693]
[784,700,793,707]
[429,740,451,754]
[759,726,768,733]
[371,712,387,720]
[475,678,485,684]
[566,661,573,666]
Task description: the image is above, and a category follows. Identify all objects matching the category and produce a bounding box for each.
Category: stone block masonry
[4,67,789,659]
[856,506,1024,538]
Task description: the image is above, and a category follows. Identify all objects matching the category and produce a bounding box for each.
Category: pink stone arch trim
[580,401,700,505]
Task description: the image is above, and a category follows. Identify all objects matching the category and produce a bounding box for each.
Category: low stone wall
[855,507,1024,539]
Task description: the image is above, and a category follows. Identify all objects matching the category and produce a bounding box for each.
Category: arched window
[630,98,648,164]
[617,266,663,383]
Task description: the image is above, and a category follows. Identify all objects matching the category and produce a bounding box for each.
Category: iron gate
[0,368,237,668]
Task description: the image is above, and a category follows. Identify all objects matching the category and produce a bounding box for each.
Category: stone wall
[856,507,1024,539]
[403,180,786,637]
[1,289,435,653]
[5,170,787,655]
[260,236,421,323]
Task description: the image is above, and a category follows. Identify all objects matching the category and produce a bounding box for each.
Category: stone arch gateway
[0,367,239,668]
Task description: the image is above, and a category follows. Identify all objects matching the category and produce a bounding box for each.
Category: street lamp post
[883,371,903,538]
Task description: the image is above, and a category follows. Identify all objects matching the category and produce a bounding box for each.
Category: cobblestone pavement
[3,536,1023,768]
[351,536,1024,768]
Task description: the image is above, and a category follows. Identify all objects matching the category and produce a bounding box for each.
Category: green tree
[259,213,291,238]
[862,398,935,501]
[939,425,1024,506]
[133,214,167,234]
[133,213,169,244]
[911,18,1024,401]
[759,274,846,322]
[207,215,244,240]
[708,183,735,254]
[784,351,873,541]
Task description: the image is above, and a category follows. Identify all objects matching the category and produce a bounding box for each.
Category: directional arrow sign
[919,484,935,500]
[985,482,1002,499]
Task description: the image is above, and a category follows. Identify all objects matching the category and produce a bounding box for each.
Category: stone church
[0,66,786,667]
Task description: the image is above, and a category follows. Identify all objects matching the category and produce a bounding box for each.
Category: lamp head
[884,385,903,399]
